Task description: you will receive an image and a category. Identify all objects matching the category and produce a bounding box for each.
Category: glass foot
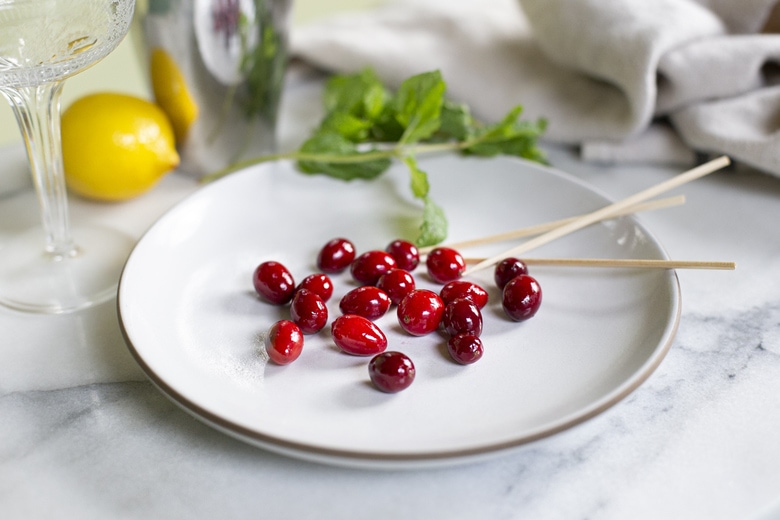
[0,225,135,314]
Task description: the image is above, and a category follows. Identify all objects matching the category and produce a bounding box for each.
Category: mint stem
[200,138,483,184]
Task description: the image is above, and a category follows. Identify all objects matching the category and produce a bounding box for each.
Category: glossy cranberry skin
[377,269,416,305]
[290,289,328,334]
[440,280,489,309]
[385,239,420,271]
[502,274,542,321]
[296,273,333,302]
[494,257,529,290]
[350,250,397,285]
[397,289,445,336]
[442,298,483,337]
[253,261,295,305]
[369,351,416,393]
[339,286,391,320]
[331,314,388,356]
[264,320,304,365]
[317,238,356,273]
[425,247,466,284]
[447,333,484,365]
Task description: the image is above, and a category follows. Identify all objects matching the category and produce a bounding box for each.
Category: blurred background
[0,0,382,146]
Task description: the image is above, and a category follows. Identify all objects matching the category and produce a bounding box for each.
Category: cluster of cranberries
[253,237,543,393]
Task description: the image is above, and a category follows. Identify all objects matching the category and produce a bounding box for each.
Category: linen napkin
[290,0,780,177]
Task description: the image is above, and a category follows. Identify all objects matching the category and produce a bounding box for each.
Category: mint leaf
[403,155,429,199]
[435,100,475,142]
[417,196,448,247]
[370,106,406,142]
[464,105,547,161]
[472,105,524,142]
[466,119,548,161]
[323,69,388,125]
[320,112,373,142]
[403,156,444,246]
[393,70,446,144]
[361,78,389,122]
[297,132,392,180]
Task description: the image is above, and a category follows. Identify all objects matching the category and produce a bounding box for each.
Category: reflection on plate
[118,154,679,469]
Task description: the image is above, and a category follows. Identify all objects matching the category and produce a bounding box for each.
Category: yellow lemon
[62,93,180,202]
[150,48,199,143]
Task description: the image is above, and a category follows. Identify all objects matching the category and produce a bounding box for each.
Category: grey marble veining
[2,331,777,520]
[1,76,780,519]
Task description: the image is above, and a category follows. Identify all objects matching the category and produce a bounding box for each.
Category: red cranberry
[264,320,304,365]
[377,268,416,305]
[253,261,295,305]
[331,314,388,356]
[317,238,356,273]
[494,257,529,290]
[425,247,466,284]
[350,250,397,285]
[447,333,484,365]
[290,289,328,334]
[502,274,542,321]
[397,289,444,336]
[440,280,489,309]
[296,273,333,302]
[339,286,391,321]
[385,239,420,271]
[442,298,483,337]
[368,351,416,393]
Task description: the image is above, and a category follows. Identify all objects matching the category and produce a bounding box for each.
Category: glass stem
[3,82,77,259]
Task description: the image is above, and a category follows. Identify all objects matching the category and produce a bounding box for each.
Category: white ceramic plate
[118,154,680,469]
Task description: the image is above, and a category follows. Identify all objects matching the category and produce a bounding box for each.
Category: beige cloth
[291,0,780,176]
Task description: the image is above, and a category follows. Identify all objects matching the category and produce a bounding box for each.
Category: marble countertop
[2,75,780,520]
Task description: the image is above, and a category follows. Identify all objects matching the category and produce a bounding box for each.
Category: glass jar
[141,0,292,177]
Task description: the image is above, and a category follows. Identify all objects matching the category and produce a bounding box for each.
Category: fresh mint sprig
[202,68,547,247]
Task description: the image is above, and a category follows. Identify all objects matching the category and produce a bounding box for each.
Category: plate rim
[117,154,681,468]
[119,314,679,466]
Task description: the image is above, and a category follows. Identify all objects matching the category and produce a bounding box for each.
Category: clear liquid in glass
[0,0,136,313]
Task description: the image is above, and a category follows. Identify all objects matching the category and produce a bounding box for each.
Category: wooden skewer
[418,195,686,254]
[463,257,736,270]
[463,156,731,275]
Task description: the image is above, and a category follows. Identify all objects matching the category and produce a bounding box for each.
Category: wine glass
[0,0,136,313]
